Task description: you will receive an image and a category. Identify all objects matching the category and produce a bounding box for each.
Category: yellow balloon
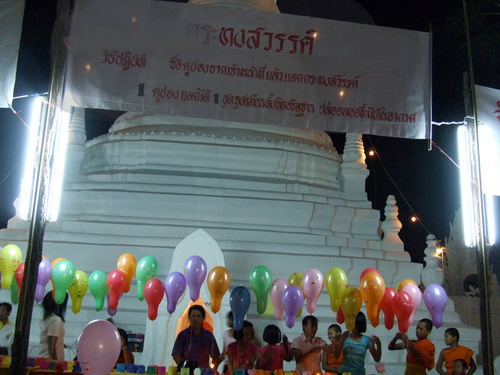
[325,267,347,312]
[397,279,417,292]
[360,272,385,327]
[68,270,89,314]
[0,244,23,288]
[340,286,362,331]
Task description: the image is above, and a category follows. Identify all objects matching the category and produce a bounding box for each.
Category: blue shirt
[172,327,220,368]
[338,335,373,375]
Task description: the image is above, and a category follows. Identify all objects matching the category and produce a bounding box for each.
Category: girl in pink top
[226,321,260,375]
[257,325,292,371]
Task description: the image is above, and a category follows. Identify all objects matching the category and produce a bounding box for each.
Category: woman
[39,291,68,360]
[172,305,220,369]
[334,312,381,375]
[226,321,261,375]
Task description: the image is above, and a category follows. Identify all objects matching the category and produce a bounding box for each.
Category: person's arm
[466,357,477,375]
[47,336,58,360]
[435,349,446,375]
[322,345,338,372]
[121,347,134,364]
[210,340,220,370]
[283,336,292,361]
[388,332,405,350]
[334,332,348,359]
[292,346,322,363]
[368,335,382,363]
[227,352,235,375]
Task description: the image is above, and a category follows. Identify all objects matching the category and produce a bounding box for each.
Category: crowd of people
[172,305,477,375]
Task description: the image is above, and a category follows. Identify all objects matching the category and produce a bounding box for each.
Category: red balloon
[359,268,380,281]
[15,262,25,296]
[144,278,165,321]
[378,287,397,330]
[336,305,345,324]
[107,270,126,311]
[392,291,414,333]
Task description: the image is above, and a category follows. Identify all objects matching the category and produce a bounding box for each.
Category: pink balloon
[270,278,288,320]
[302,269,323,314]
[360,267,380,281]
[77,320,121,375]
[183,256,207,301]
[402,283,422,325]
[36,258,52,303]
[282,286,304,328]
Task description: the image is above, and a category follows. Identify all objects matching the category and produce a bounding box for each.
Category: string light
[410,216,418,223]
[368,149,375,156]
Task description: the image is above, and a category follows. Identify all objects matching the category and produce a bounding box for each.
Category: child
[291,315,328,374]
[256,324,292,371]
[116,328,135,365]
[220,312,236,373]
[452,359,467,375]
[322,324,343,375]
[334,312,382,375]
[226,321,260,375]
[388,318,435,374]
[436,328,476,375]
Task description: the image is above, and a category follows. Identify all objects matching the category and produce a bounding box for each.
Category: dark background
[0,0,499,270]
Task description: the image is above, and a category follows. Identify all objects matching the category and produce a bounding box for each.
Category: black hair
[354,311,367,333]
[445,327,460,342]
[233,320,253,341]
[263,324,282,345]
[118,328,129,342]
[419,318,433,331]
[42,291,68,322]
[302,315,318,327]
[227,311,233,320]
[454,358,467,368]
[188,305,206,320]
[328,324,341,333]
[0,303,12,313]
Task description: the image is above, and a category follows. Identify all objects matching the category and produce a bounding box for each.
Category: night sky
[0,0,499,269]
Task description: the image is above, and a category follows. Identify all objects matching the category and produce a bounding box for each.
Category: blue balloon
[230,286,251,331]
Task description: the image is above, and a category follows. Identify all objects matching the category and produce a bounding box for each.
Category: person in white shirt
[39,292,68,360]
[291,315,328,374]
[0,303,14,355]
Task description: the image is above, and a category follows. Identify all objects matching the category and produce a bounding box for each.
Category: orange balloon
[397,279,417,292]
[207,266,230,313]
[360,272,385,327]
[50,257,66,299]
[340,286,362,331]
[117,253,137,293]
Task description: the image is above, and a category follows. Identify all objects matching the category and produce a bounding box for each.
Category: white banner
[0,0,25,108]
[476,85,500,196]
[65,0,431,139]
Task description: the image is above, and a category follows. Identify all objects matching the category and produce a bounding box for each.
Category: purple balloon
[183,256,207,301]
[423,284,447,328]
[164,272,187,314]
[106,294,117,316]
[230,286,251,331]
[78,320,121,375]
[282,286,304,328]
[35,258,52,303]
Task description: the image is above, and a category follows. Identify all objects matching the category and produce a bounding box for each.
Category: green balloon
[135,256,158,301]
[52,260,76,304]
[249,265,272,314]
[10,275,18,305]
[89,270,108,311]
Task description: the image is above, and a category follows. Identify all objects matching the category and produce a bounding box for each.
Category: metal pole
[462,0,493,372]
[10,1,71,373]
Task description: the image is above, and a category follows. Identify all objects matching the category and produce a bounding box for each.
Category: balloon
[402,283,422,326]
[249,265,272,315]
[360,272,385,327]
[282,286,304,328]
[50,257,66,299]
[10,274,18,304]
[144,278,164,320]
[270,278,288,320]
[15,262,25,294]
[68,270,89,314]
[183,256,207,302]
[164,272,187,314]
[336,306,345,324]
[36,257,52,303]
[0,244,22,288]
[325,267,347,312]
[52,260,76,304]
[107,270,126,310]
[360,267,380,281]
[207,266,230,313]
[107,294,117,317]
[397,279,417,292]
[77,320,121,375]
[302,269,323,314]
[392,291,414,333]
[423,284,448,328]
[230,286,251,331]
[117,253,137,293]
[378,287,397,330]
[340,286,362,331]
[136,256,158,301]
[288,272,305,317]
[89,270,108,311]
